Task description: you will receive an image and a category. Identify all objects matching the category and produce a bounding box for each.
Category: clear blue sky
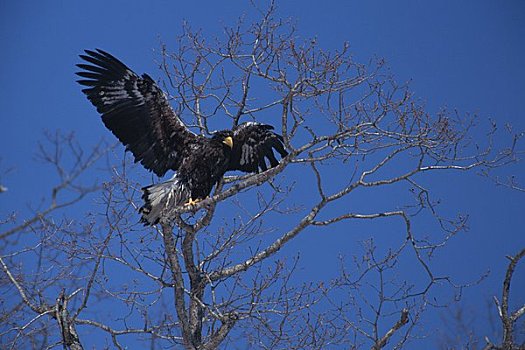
[1,1,524,348]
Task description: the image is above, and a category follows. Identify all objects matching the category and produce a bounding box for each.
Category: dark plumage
[77,49,288,225]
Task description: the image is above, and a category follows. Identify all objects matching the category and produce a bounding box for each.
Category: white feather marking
[241,144,252,165]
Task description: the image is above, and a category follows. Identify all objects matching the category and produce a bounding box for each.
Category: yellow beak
[222,136,233,148]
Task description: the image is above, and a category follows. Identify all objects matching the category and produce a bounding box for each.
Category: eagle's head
[211,130,234,149]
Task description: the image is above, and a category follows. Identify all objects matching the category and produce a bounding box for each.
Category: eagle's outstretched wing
[76,49,198,177]
[229,122,288,173]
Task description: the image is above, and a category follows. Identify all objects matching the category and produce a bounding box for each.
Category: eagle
[76,49,288,225]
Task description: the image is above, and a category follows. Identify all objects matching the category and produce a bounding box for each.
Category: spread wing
[76,49,198,177]
[229,122,288,173]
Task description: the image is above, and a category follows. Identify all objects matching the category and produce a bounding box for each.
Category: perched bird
[77,49,288,225]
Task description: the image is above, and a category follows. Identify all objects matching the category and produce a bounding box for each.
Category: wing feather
[229,122,288,173]
[76,49,198,176]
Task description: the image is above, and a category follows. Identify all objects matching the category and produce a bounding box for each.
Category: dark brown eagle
[77,49,287,225]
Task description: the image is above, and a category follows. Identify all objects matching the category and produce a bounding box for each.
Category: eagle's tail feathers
[139,176,190,225]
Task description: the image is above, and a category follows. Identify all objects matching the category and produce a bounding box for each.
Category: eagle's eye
[222,136,233,148]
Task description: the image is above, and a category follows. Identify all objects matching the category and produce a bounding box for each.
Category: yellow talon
[184,198,202,206]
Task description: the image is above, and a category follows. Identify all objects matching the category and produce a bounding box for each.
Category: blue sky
[1,1,525,348]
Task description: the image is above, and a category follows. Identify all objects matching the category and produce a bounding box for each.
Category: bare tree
[437,248,525,350]
[484,248,525,350]
[1,3,522,349]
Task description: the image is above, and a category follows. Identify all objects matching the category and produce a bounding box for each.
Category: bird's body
[177,136,232,200]
[77,49,287,225]
[140,134,233,224]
